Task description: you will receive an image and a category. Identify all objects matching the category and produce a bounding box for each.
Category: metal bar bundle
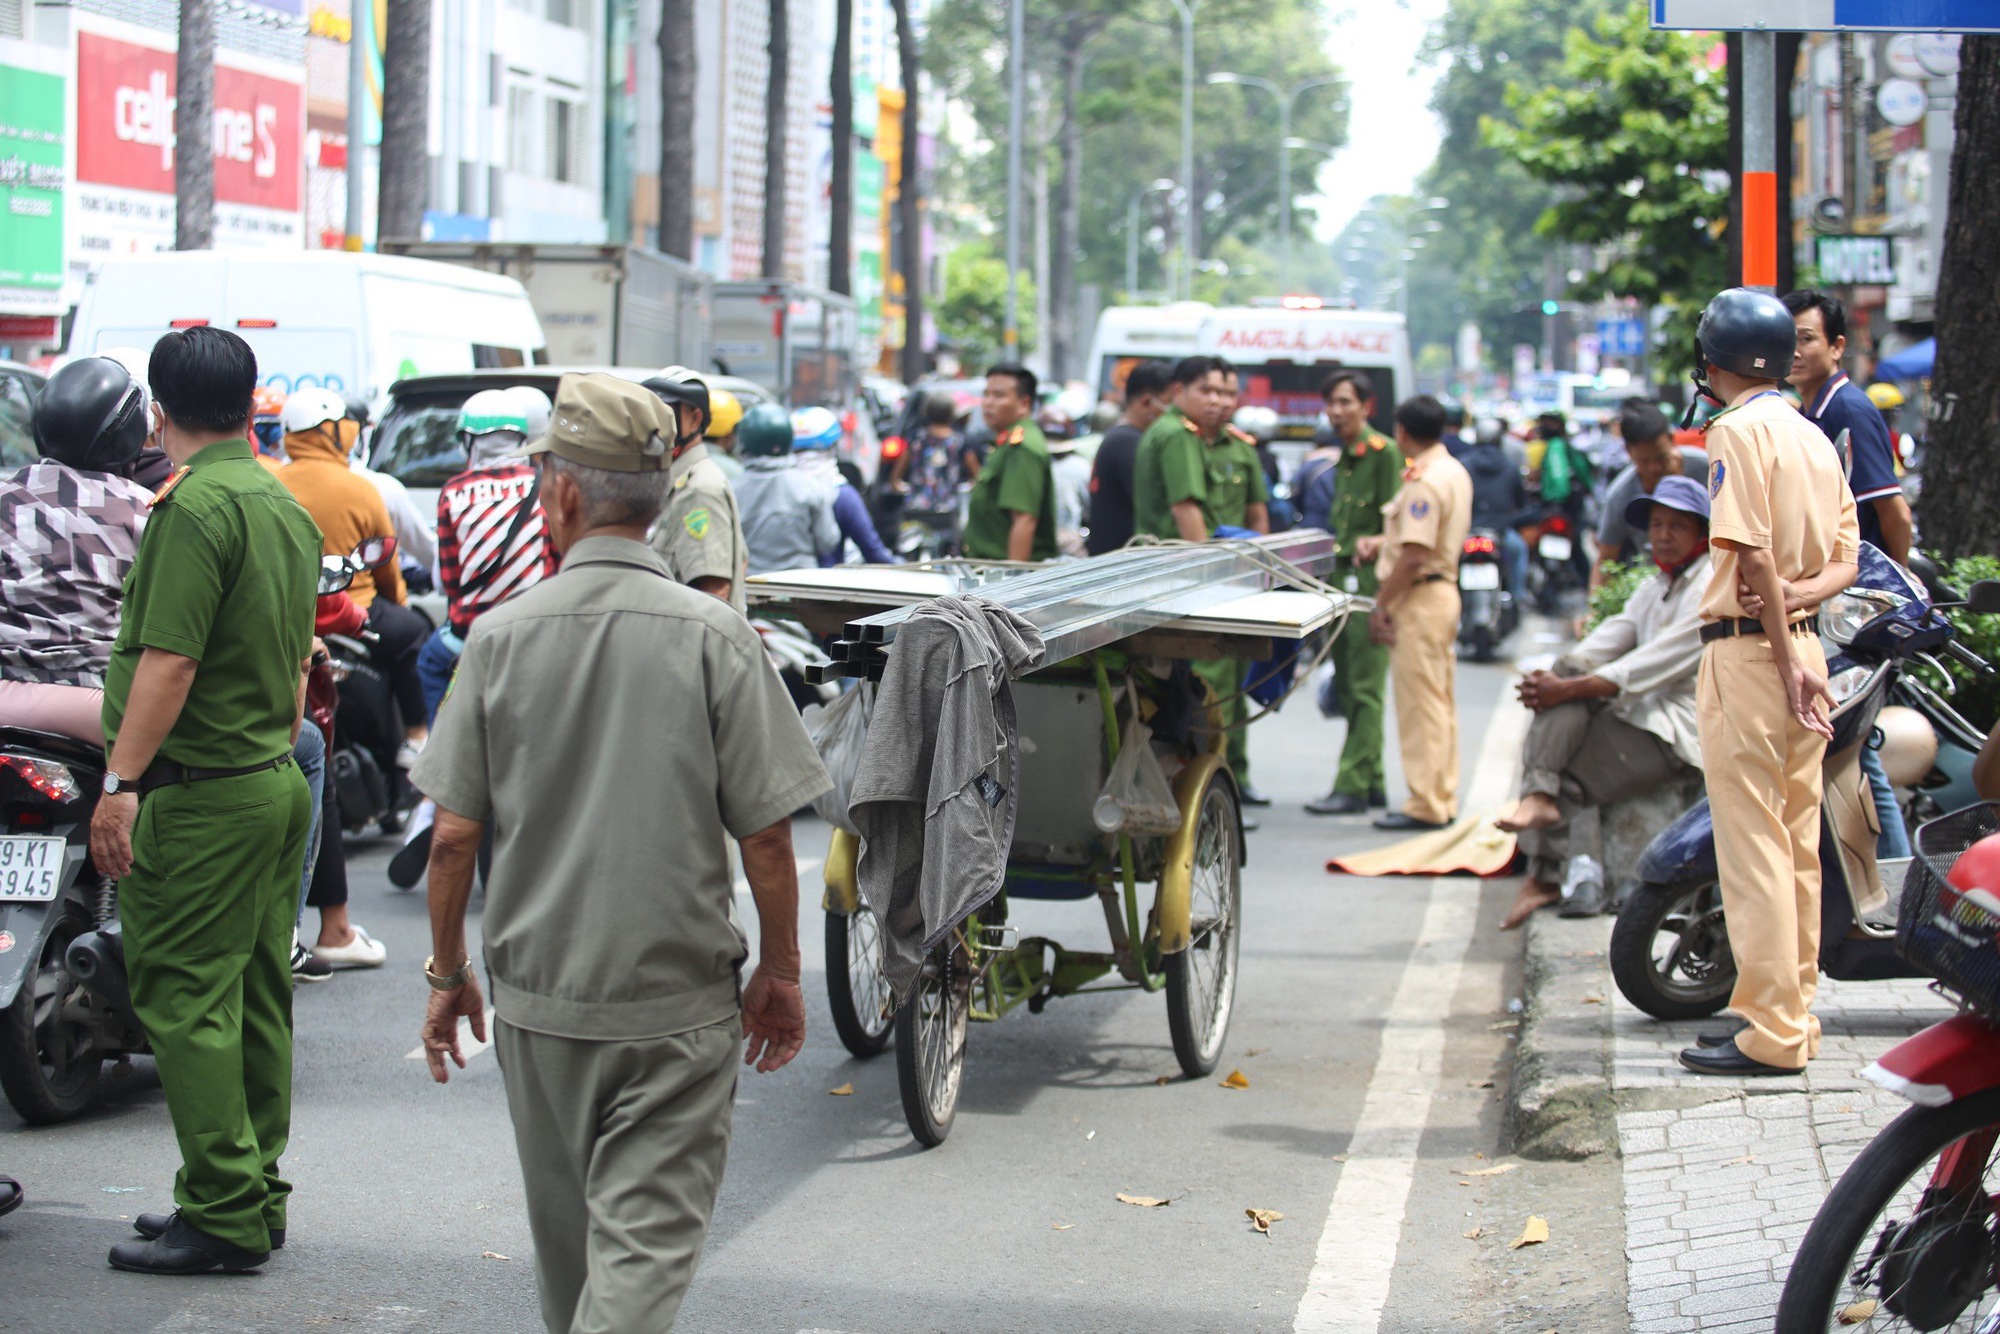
[809,532,1339,682]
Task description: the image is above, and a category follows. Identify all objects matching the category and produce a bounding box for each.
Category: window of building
[548,96,586,184]
[506,86,536,174]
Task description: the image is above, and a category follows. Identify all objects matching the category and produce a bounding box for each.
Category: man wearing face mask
[1496,476,1716,929]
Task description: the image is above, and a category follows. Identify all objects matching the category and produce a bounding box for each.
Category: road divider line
[404,1010,496,1063]
[1294,682,1526,1332]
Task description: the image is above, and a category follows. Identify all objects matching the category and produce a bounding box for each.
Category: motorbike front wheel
[1776,1086,2000,1332]
[1609,879,1735,1020]
[0,904,103,1124]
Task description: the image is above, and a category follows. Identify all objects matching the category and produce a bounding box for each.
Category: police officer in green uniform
[90,327,321,1275]
[961,364,1057,561]
[1306,368,1406,816]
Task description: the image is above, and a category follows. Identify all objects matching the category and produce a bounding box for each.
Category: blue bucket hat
[1625,472,1710,530]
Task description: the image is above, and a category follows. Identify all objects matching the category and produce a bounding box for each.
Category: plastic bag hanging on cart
[1093,714,1183,836]
[802,683,872,834]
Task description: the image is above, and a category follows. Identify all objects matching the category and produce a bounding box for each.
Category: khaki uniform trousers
[495,1014,741,1333]
[1697,632,1830,1069]
[1390,579,1461,825]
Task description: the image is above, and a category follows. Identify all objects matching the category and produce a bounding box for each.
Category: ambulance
[1086,298,1413,439]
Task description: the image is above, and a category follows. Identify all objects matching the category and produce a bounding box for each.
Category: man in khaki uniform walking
[414,373,831,1329]
[1358,396,1473,831]
[1676,289,1858,1078]
[646,367,749,612]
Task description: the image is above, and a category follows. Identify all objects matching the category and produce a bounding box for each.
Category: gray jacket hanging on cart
[850,595,1046,1003]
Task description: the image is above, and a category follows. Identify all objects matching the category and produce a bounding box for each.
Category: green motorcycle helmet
[738,401,795,457]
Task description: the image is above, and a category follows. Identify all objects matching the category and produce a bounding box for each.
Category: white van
[68,252,547,411]
[1087,301,1413,440]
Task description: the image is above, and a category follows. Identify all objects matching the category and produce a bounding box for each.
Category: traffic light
[1541,299,1560,316]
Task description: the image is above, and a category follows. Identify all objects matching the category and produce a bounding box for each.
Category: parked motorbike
[320,538,421,836]
[1457,529,1517,663]
[1526,511,1584,615]
[1609,547,1997,1020]
[1774,802,2000,1332]
[0,728,148,1124]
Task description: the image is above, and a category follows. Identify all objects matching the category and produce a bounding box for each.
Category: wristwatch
[102,771,133,796]
[424,955,474,991]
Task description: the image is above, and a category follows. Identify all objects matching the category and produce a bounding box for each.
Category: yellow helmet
[1866,382,1906,411]
[707,388,743,439]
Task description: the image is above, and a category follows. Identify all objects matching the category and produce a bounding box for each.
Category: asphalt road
[0,639,1626,1333]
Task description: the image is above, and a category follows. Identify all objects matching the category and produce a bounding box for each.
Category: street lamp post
[1126,178,1178,297]
[1164,0,1200,300]
[1003,0,1026,356]
[1206,72,1344,287]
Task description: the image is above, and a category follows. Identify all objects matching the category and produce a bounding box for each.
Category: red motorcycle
[1778,803,2000,1332]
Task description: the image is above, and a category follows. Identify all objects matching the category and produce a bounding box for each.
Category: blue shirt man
[1784,290,1911,564]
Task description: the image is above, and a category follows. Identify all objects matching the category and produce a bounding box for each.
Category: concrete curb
[1506,909,1619,1161]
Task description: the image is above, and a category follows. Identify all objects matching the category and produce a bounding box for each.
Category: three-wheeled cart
[745,536,1358,1145]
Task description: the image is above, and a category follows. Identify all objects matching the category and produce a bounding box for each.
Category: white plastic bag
[802,682,872,834]
[1092,716,1184,836]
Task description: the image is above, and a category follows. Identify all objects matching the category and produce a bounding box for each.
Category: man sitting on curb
[1497,474,1716,929]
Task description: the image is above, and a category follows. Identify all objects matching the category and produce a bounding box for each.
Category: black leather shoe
[109,1215,269,1274]
[1368,788,1387,809]
[1676,1044,1802,1077]
[0,1174,21,1219]
[1305,792,1368,816]
[1695,1021,1750,1049]
[1372,812,1449,832]
[1237,782,1272,808]
[135,1211,283,1250]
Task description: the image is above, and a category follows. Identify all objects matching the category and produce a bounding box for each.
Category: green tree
[1486,5,1729,353]
[937,242,1037,369]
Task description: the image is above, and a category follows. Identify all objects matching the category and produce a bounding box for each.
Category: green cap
[522,373,674,473]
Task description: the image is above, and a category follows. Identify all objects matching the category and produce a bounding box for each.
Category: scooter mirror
[1967,581,2000,616]
[318,555,357,596]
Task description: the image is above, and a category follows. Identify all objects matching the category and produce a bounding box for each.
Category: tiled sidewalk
[1613,977,1955,1332]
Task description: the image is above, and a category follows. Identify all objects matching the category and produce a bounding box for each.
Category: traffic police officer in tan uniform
[415,373,831,1328]
[1677,288,1858,1078]
[645,367,749,613]
[1357,395,1473,831]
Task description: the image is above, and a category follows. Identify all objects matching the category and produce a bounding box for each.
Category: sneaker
[313,925,387,970]
[291,934,333,984]
[395,738,426,770]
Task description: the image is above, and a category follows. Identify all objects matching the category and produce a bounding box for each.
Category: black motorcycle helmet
[1696,287,1796,379]
[33,358,148,473]
[642,366,711,451]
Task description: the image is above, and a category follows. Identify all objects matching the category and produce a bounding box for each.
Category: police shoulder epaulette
[1226,425,1254,444]
[1004,426,1025,446]
[150,467,190,507]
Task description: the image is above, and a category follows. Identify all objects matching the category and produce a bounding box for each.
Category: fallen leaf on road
[1330,1154,1349,1163]
[1582,994,1603,1004]
[1837,1298,1878,1324]
[1052,1223,1074,1231]
[1116,1193,1171,1208]
[1508,1217,1550,1250]
[1463,1227,1484,1240]
[1247,1046,1270,1057]
[828,1084,854,1096]
[1246,1208,1284,1235]
[1488,1020,1519,1031]
[482,1251,511,1261]
[1722,1154,1755,1166]
[1463,1163,1517,1177]
[1155,1075,1172,1086]
[1220,1069,1250,1090]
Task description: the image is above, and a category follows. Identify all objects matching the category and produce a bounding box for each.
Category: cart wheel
[825,909,893,1057]
[895,943,969,1147]
[1166,778,1242,1078]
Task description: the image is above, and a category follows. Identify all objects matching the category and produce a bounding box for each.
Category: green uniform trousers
[121,760,313,1252]
[496,1014,741,1333]
[1330,564,1388,797]
[1192,658,1250,785]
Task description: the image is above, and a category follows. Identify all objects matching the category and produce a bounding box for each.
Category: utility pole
[344,0,367,249]
[1166,0,1200,300]
[1002,0,1024,358]
[1741,28,1778,290]
[174,0,215,249]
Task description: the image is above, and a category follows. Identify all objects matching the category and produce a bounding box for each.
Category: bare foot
[1495,792,1561,834]
[1499,878,1560,931]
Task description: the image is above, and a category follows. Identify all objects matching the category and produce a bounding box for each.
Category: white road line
[1293,685,1528,1333]
[404,1010,496,1063]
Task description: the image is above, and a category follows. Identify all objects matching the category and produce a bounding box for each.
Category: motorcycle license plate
[1539,534,1573,562]
[0,836,64,902]
[1459,564,1501,591]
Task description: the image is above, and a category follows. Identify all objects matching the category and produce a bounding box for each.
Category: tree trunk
[1917,35,2000,561]
[658,0,696,259]
[828,0,852,293]
[1048,38,1084,382]
[173,0,215,249]
[763,0,788,279]
[892,0,922,383]
[379,0,431,242]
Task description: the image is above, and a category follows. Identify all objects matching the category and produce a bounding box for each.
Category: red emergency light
[168,319,210,328]
[237,319,279,328]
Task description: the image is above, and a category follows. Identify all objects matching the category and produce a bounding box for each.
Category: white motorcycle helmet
[1873,706,1939,789]
[509,386,553,441]
[281,386,348,437]
[458,388,532,469]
